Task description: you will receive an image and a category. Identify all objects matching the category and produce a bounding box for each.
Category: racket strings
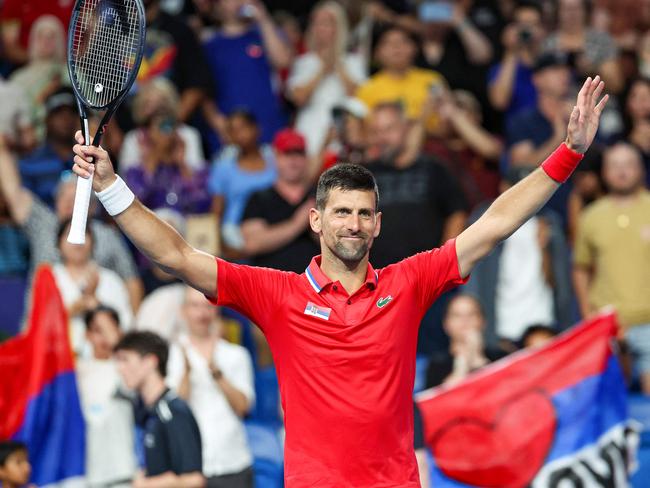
[71,0,141,108]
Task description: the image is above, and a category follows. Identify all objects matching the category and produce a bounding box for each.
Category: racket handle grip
[67,174,94,244]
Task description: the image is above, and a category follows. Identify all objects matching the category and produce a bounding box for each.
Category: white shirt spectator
[53,264,133,355]
[495,217,554,340]
[118,124,205,172]
[167,334,255,477]
[77,358,136,487]
[288,52,366,155]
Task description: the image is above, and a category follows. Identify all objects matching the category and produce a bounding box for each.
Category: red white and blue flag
[0,265,85,487]
[417,313,639,487]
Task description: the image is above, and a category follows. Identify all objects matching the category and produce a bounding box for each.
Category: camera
[518,28,533,44]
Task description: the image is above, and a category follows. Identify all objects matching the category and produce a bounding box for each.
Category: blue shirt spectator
[488,62,536,124]
[203,27,288,154]
[208,145,276,233]
[19,144,73,208]
[18,87,77,208]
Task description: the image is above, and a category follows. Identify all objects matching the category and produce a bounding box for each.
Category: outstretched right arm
[72,131,217,298]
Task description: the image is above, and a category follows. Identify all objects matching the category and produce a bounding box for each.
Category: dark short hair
[228,108,258,127]
[84,305,121,331]
[372,101,406,120]
[0,441,27,466]
[316,163,379,210]
[56,218,93,248]
[114,331,169,377]
[515,0,543,17]
[519,324,557,347]
[375,23,420,49]
[445,293,486,319]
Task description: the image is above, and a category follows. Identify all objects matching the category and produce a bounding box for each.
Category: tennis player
[72,76,607,487]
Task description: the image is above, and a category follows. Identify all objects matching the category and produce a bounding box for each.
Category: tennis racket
[66,0,146,244]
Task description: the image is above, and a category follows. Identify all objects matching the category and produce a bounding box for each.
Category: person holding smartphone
[488,1,546,126]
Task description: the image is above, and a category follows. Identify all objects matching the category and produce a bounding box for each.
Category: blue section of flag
[13,371,86,486]
[546,356,627,463]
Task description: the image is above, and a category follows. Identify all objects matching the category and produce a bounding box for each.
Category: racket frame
[66,0,146,244]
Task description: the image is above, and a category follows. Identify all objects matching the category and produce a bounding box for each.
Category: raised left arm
[456,76,608,278]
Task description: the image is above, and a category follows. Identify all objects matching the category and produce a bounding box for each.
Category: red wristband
[540,143,584,183]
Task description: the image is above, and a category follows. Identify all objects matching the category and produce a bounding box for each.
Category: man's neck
[140,374,167,407]
[610,188,644,205]
[384,66,411,78]
[320,250,369,295]
[221,19,248,36]
[275,179,307,205]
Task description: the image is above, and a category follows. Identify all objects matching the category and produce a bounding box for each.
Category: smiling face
[310,188,381,265]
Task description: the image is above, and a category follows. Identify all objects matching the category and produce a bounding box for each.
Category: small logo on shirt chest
[304,302,332,320]
[376,295,393,308]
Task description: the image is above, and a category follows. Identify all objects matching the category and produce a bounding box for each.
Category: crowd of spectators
[1,0,650,485]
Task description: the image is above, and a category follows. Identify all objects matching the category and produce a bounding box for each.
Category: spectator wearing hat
[287,1,367,155]
[318,97,369,176]
[241,128,318,273]
[463,166,573,351]
[16,87,77,208]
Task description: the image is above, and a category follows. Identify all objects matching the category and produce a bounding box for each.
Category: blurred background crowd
[0,0,650,486]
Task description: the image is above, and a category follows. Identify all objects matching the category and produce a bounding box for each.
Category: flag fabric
[0,265,85,487]
[417,313,639,488]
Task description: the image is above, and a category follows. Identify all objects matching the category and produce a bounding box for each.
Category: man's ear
[373,211,382,239]
[310,207,322,234]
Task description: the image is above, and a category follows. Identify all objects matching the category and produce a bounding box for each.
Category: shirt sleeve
[573,212,594,268]
[398,239,469,310]
[22,196,59,266]
[207,158,230,196]
[208,258,292,332]
[166,344,185,390]
[241,192,263,222]
[166,406,203,474]
[506,112,534,147]
[287,54,319,89]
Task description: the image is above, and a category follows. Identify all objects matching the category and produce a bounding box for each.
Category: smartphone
[418,1,453,23]
[238,4,256,19]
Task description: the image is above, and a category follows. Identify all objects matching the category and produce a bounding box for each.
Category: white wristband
[95,175,135,216]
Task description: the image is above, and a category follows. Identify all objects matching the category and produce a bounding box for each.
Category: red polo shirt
[211,240,467,487]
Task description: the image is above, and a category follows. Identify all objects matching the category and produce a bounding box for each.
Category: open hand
[72,130,117,192]
[565,75,609,154]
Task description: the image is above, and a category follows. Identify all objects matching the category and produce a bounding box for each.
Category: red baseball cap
[273,128,306,153]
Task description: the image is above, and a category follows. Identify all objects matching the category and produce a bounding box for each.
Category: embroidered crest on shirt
[304,302,332,320]
[376,295,393,308]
